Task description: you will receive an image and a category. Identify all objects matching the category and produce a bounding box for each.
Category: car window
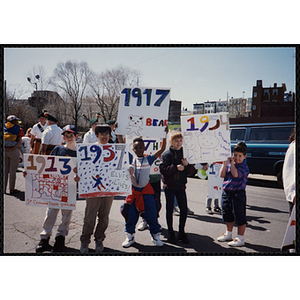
[249,126,293,141]
[230,128,246,141]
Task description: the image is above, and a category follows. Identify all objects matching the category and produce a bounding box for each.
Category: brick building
[252,80,295,118]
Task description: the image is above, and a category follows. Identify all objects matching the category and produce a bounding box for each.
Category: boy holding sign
[121,126,168,248]
[217,142,249,247]
[24,125,79,253]
[79,124,114,253]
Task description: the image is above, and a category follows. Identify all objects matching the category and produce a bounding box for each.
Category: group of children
[23,119,249,253]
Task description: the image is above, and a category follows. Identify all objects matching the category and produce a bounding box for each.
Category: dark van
[230,122,295,186]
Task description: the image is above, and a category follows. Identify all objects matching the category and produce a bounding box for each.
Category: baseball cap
[7,115,20,122]
[62,125,78,135]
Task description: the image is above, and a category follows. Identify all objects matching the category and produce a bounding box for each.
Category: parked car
[230,122,295,186]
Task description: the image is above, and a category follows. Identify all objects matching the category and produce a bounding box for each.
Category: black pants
[164,189,188,233]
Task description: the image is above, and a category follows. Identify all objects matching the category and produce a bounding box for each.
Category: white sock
[226,230,232,237]
[237,234,244,241]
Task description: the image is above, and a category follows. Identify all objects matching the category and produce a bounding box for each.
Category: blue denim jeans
[125,190,161,235]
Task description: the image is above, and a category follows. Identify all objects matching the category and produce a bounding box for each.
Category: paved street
[3,168,291,254]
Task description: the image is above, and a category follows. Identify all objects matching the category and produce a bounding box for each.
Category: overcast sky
[4,46,295,111]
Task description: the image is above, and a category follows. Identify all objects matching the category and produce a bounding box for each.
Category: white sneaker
[228,237,245,247]
[137,219,148,231]
[95,240,104,253]
[151,233,164,247]
[80,243,89,254]
[217,233,232,242]
[122,233,135,248]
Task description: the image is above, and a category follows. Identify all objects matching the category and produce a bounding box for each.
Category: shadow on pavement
[247,178,282,189]
[247,204,288,214]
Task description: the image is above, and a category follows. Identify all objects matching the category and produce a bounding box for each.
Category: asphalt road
[2,169,291,255]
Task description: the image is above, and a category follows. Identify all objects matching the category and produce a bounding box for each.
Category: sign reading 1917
[116,87,171,138]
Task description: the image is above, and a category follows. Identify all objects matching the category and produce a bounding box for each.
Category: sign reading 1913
[116,87,170,138]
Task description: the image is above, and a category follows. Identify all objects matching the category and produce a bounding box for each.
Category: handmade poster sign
[77,143,131,197]
[127,135,167,175]
[207,162,224,199]
[116,87,170,138]
[181,112,231,164]
[24,154,77,210]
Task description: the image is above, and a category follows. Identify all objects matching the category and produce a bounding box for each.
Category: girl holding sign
[159,130,197,244]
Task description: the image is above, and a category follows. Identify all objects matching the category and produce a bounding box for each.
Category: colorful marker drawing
[24,154,77,210]
[77,143,131,198]
[181,113,231,164]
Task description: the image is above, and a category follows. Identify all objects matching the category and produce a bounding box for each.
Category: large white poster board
[181,112,231,164]
[24,154,77,210]
[207,162,224,199]
[77,143,131,198]
[126,136,167,175]
[116,87,170,138]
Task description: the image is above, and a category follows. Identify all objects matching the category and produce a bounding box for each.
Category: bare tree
[50,60,93,128]
[89,65,140,122]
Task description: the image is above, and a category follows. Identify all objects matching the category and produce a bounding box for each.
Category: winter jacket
[159,147,196,190]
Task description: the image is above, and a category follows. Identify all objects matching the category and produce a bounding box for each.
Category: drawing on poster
[181,113,230,164]
[24,154,77,210]
[77,143,131,198]
[116,87,170,138]
[126,115,144,136]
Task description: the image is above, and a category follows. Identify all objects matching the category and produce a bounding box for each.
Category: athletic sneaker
[95,240,104,253]
[217,233,232,242]
[80,243,89,254]
[228,237,245,247]
[151,233,163,247]
[213,207,222,214]
[137,219,148,231]
[122,233,135,248]
[206,207,213,215]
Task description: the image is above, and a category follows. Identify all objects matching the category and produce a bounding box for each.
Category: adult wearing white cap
[30,110,48,154]
[41,113,63,155]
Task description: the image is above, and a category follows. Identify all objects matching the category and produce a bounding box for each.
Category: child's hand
[177,164,185,171]
[23,170,27,177]
[74,175,80,183]
[181,158,188,167]
[164,126,169,135]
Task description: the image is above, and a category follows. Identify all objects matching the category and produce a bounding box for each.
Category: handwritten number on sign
[45,156,57,172]
[187,117,199,131]
[59,158,72,175]
[78,146,91,161]
[200,116,209,132]
[103,145,115,162]
[154,89,170,106]
[132,88,142,106]
[90,145,102,164]
[122,88,169,107]
[27,155,37,170]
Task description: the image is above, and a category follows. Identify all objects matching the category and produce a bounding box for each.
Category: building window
[264,89,269,95]
[254,92,257,97]
[253,105,256,110]
[273,89,278,95]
